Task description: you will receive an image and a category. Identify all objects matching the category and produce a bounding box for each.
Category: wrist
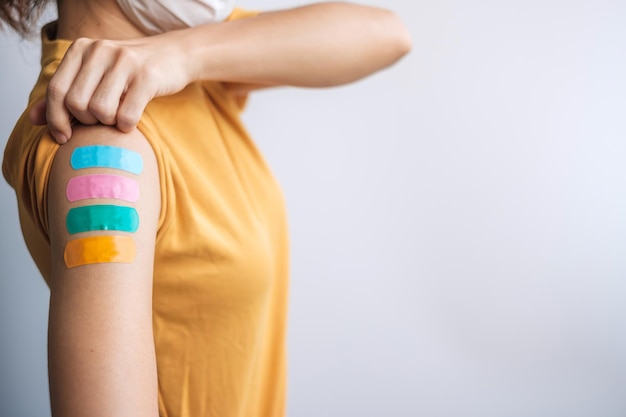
[152,28,202,87]
[173,25,215,84]
[177,28,202,85]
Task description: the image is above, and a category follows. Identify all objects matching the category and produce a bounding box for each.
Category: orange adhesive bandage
[64,235,136,268]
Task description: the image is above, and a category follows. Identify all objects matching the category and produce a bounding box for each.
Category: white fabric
[115,0,236,34]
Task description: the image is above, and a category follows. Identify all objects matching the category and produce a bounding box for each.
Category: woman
[1,0,411,416]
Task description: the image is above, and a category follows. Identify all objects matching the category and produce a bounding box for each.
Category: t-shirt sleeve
[3,116,61,282]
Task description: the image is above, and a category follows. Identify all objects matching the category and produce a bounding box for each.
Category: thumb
[29,99,47,125]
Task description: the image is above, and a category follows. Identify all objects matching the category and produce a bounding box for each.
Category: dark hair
[0,0,50,37]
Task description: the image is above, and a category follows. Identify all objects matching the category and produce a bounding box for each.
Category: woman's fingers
[64,43,115,126]
[42,34,189,144]
[47,39,127,142]
[46,38,92,143]
[89,73,128,126]
[89,49,138,126]
[116,75,155,132]
[66,40,145,127]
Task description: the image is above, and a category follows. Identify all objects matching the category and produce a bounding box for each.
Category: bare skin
[31,1,412,144]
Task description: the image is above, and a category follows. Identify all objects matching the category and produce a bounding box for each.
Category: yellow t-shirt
[2,9,289,417]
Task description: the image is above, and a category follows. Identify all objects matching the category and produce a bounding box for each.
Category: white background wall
[1,0,625,416]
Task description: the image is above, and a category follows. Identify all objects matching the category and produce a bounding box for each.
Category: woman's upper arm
[46,124,160,417]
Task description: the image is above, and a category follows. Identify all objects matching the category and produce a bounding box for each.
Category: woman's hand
[31,34,192,144]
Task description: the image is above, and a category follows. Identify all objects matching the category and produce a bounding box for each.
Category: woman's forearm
[182,3,412,87]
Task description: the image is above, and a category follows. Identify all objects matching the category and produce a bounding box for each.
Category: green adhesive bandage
[66,205,139,235]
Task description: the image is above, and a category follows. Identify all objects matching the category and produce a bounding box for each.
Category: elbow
[385,10,413,60]
[397,22,413,58]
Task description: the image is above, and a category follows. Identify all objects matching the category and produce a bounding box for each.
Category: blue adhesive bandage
[71,145,143,175]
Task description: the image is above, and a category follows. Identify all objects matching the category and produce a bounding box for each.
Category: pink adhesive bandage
[66,174,139,203]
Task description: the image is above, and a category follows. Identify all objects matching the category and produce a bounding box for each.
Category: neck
[56,0,146,40]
